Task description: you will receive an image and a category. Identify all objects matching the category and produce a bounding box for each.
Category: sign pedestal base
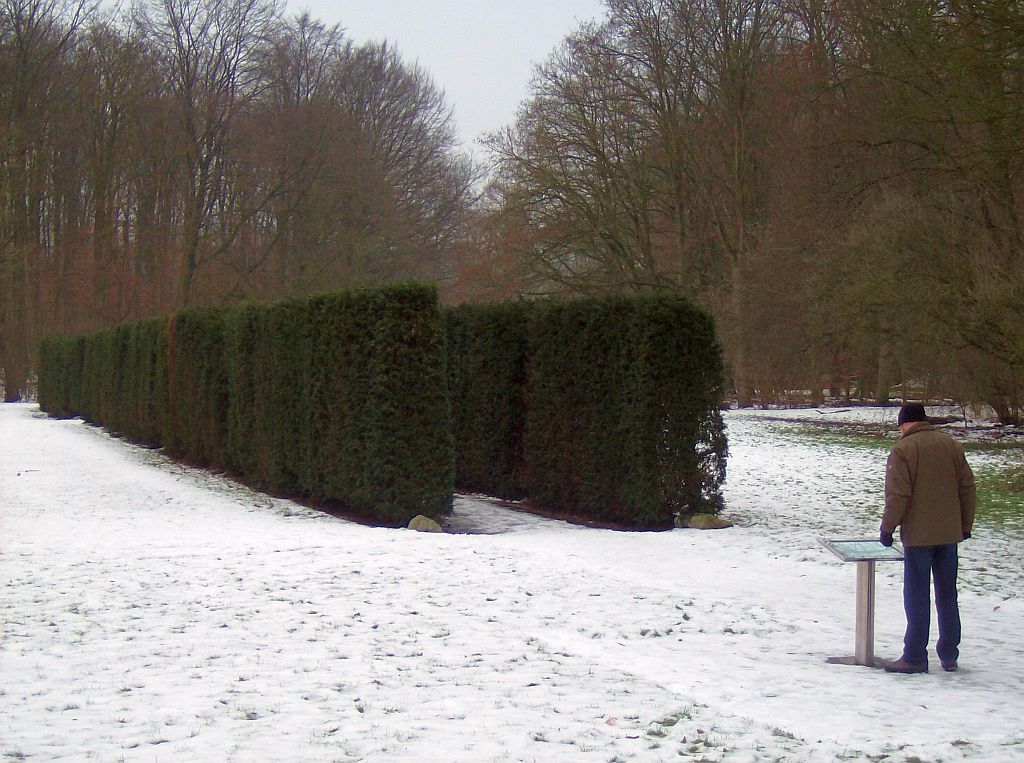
[826,655,886,668]
[820,539,904,669]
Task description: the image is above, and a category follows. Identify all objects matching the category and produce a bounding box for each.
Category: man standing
[880,402,976,674]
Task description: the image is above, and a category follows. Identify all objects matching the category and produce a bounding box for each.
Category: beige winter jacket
[881,422,976,547]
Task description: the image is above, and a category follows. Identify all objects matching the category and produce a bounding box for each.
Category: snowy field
[2,402,1023,762]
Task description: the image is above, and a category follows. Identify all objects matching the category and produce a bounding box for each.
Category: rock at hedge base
[677,512,734,530]
[408,514,443,533]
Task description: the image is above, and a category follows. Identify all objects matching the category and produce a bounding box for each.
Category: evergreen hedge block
[38,334,85,417]
[446,302,529,499]
[222,300,308,491]
[305,284,453,524]
[252,298,311,496]
[39,287,723,531]
[619,295,727,522]
[79,327,115,426]
[120,319,165,445]
[523,297,637,522]
[38,282,453,527]
[447,293,727,529]
[164,307,231,468]
[224,303,264,481]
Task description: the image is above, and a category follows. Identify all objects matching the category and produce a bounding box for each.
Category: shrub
[164,307,231,468]
[39,287,723,530]
[120,318,166,445]
[38,335,85,417]
[523,296,638,523]
[252,298,311,496]
[446,302,529,499]
[625,294,727,521]
[448,293,727,528]
[79,327,123,427]
[39,284,453,526]
[224,303,264,480]
[223,298,312,496]
[305,284,453,524]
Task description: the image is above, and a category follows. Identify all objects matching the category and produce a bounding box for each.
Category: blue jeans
[902,544,961,666]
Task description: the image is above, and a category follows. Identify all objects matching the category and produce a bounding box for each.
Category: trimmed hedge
[447,293,727,528]
[39,319,167,446]
[39,287,725,530]
[253,299,311,496]
[305,287,453,523]
[165,307,231,467]
[38,283,453,526]
[38,333,85,417]
[223,300,311,495]
[446,302,529,499]
[121,318,166,445]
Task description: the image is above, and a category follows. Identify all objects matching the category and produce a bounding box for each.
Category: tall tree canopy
[0,0,476,400]
[482,0,1023,419]
[2,0,1021,421]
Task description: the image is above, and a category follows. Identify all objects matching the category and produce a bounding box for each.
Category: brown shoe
[884,659,928,674]
[941,660,958,672]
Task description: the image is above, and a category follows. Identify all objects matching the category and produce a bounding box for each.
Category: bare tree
[837,0,1024,419]
[3,0,484,391]
[136,0,280,307]
[486,0,788,403]
[234,11,388,296]
[1,0,95,400]
[338,40,478,282]
[72,19,155,325]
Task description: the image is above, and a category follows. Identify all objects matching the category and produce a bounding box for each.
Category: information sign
[820,537,904,668]
[821,539,904,563]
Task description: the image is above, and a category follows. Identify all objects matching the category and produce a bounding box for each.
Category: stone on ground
[408,514,443,532]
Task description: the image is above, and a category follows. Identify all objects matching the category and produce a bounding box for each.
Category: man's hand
[880,530,894,547]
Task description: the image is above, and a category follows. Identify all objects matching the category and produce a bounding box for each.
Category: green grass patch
[778,423,892,450]
[786,422,1024,454]
[959,439,1024,454]
[974,464,1024,528]
[811,430,891,450]
[779,421,1024,528]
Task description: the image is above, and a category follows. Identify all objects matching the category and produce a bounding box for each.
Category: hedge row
[445,302,529,500]
[38,283,453,526]
[37,318,166,444]
[447,294,727,528]
[39,288,725,530]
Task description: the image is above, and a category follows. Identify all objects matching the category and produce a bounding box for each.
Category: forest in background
[2,0,1022,422]
[1,0,478,401]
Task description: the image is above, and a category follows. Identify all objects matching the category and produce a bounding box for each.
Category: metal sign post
[821,539,904,668]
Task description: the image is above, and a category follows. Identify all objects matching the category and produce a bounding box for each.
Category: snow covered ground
[2,402,1022,762]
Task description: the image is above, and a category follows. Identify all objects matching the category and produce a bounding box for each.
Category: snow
[2,403,1023,761]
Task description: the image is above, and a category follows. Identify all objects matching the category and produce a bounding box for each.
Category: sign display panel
[821,538,905,563]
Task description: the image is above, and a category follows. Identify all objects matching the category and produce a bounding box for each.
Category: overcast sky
[288,1,608,155]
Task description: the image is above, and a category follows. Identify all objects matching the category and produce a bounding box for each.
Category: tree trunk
[3,360,28,402]
[1,250,31,402]
[874,340,893,405]
[989,398,1020,427]
[730,263,753,407]
[178,187,204,308]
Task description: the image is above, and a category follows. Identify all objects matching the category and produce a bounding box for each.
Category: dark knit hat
[898,403,928,426]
